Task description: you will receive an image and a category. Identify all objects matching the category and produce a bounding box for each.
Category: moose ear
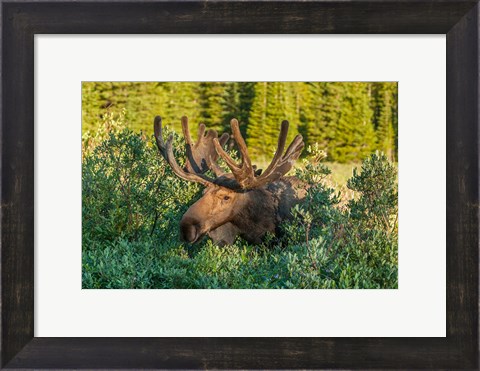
[252,165,262,176]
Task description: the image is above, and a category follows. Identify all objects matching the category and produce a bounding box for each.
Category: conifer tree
[198,82,226,132]
[246,82,269,157]
[304,82,376,162]
[391,85,398,161]
[304,82,343,155]
[264,82,298,143]
[82,82,170,133]
[82,81,396,163]
[331,82,376,162]
[371,82,398,161]
[236,82,256,136]
[247,82,298,159]
[221,82,241,132]
[291,82,314,143]
[160,82,200,132]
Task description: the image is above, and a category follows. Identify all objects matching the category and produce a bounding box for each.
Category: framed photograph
[2,1,478,369]
[79,80,400,291]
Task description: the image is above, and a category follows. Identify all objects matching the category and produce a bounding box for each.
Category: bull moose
[154,116,306,246]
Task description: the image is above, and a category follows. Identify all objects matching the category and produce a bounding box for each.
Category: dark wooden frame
[1,0,478,369]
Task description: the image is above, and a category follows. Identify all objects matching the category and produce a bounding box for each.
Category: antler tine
[231,119,253,169]
[252,133,304,187]
[213,119,251,170]
[208,155,227,177]
[283,134,304,159]
[181,116,197,147]
[218,132,229,147]
[154,116,214,187]
[213,137,241,171]
[154,116,166,156]
[213,118,304,190]
[197,122,206,141]
[213,119,257,188]
[181,116,199,173]
[181,115,231,176]
[258,120,289,179]
[209,132,229,177]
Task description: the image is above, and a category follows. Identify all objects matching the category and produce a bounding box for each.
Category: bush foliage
[82,113,398,289]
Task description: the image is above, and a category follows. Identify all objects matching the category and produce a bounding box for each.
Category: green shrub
[347,151,398,233]
[82,112,398,289]
[280,148,398,288]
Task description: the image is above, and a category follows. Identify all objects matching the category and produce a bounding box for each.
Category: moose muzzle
[180,217,203,243]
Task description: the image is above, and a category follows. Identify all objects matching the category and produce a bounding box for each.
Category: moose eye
[223,195,230,201]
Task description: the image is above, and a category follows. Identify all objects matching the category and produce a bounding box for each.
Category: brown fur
[180,177,306,245]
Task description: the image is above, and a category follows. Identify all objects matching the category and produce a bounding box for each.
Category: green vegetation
[82,81,398,163]
[82,113,398,289]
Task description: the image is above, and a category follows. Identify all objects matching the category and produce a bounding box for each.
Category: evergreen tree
[304,82,343,155]
[246,82,268,157]
[82,81,396,163]
[221,82,241,133]
[371,82,398,161]
[236,82,256,137]
[391,85,399,161]
[304,82,376,163]
[331,82,376,162]
[247,82,298,159]
[198,82,226,132]
[291,82,313,143]
[160,82,201,132]
[82,82,169,133]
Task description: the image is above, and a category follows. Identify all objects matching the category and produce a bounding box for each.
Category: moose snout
[180,217,202,243]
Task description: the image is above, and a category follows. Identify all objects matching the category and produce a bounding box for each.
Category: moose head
[154,116,305,246]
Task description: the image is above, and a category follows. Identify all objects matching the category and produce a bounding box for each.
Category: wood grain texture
[446,3,479,366]
[0,337,467,369]
[1,2,34,368]
[1,0,478,369]
[3,1,479,34]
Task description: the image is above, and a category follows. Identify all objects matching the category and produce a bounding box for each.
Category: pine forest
[82,82,398,163]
